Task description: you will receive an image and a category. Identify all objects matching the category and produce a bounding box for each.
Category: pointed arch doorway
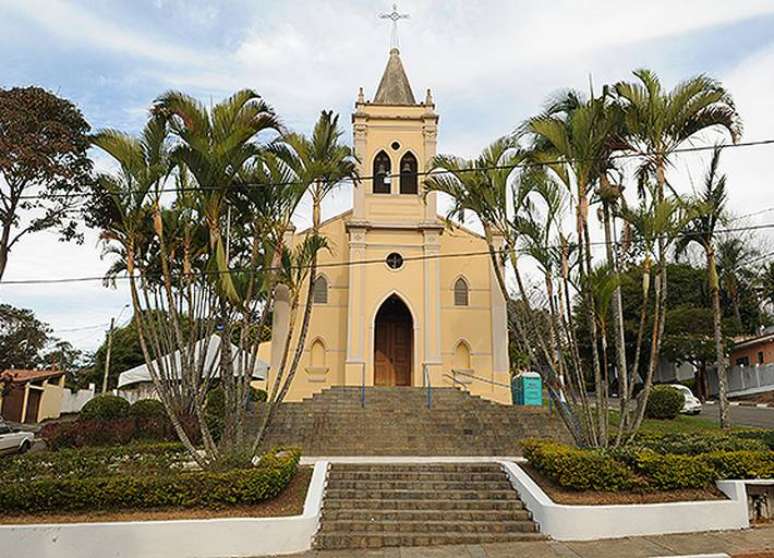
[374,295,413,386]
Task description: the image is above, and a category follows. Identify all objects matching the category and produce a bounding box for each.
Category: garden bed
[519,463,725,505]
[0,466,312,524]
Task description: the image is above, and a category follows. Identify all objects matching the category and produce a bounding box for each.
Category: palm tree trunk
[708,246,730,429]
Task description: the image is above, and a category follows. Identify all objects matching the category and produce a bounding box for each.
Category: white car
[669,384,702,415]
[0,419,35,455]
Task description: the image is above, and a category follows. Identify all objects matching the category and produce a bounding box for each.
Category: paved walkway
[270,525,774,558]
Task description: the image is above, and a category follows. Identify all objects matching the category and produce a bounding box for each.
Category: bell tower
[350,47,440,226]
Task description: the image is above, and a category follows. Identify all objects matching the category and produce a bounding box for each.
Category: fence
[708,363,774,398]
[60,383,95,414]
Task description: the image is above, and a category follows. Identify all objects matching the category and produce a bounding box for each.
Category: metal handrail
[360,365,366,408]
[423,364,432,409]
[452,368,512,389]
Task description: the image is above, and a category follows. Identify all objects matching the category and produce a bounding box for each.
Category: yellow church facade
[271,47,510,404]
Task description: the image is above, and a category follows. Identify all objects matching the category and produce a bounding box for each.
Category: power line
[3,222,774,286]
[10,137,774,201]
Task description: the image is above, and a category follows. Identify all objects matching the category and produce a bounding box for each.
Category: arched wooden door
[374,295,413,386]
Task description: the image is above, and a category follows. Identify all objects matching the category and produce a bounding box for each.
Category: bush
[205,387,225,441]
[631,450,716,489]
[644,385,684,420]
[129,399,166,419]
[0,447,300,514]
[524,439,774,492]
[250,387,268,402]
[0,442,187,482]
[80,395,130,421]
[521,439,640,491]
[632,432,768,455]
[40,415,202,450]
[733,430,774,451]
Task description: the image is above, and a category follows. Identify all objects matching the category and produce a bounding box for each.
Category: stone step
[313,531,545,550]
[319,519,538,534]
[321,498,525,511]
[330,463,503,473]
[325,479,515,491]
[322,508,532,522]
[324,488,519,501]
[327,470,508,482]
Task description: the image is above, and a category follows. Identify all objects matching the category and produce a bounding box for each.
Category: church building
[268,45,511,404]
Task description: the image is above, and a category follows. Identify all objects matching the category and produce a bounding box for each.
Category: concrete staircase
[314,462,543,549]
[259,386,569,456]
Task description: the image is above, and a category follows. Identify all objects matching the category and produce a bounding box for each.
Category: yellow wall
[263,60,510,404]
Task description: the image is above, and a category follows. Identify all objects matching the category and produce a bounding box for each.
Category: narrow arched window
[373,151,391,194]
[399,152,418,194]
[310,339,326,368]
[313,275,328,304]
[454,277,469,306]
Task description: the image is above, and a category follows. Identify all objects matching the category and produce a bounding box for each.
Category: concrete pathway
[269,525,774,558]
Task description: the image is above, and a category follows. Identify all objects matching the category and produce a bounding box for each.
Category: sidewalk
[271,525,774,558]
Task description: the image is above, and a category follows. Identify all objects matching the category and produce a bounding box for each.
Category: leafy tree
[83,320,144,390]
[0,303,52,369]
[0,87,94,280]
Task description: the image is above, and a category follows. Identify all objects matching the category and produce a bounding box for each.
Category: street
[700,402,774,429]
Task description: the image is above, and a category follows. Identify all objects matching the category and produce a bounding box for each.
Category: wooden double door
[374,295,413,386]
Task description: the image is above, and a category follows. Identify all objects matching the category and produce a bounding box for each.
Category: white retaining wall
[60,384,95,414]
[0,461,328,558]
[500,461,750,541]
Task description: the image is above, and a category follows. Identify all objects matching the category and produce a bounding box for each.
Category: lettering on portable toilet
[521,371,542,406]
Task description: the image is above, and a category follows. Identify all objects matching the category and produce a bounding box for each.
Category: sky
[1,0,774,354]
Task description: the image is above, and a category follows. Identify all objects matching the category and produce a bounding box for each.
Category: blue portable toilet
[512,371,542,406]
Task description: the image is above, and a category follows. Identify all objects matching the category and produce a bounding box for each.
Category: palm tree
[676,147,731,428]
[253,111,359,446]
[760,262,774,312]
[717,236,758,333]
[614,69,742,405]
[522,91,625,445]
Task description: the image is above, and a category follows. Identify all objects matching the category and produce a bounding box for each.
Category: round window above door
[385,252,404,270]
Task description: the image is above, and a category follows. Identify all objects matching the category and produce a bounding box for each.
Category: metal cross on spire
[379,3,409,51]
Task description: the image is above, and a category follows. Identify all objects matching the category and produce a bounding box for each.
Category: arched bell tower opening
[373,295,413,386]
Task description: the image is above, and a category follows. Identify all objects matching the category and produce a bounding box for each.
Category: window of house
[454,277,469,306]
[736,356,750,367]
[373,151,391,194]
[313,275,328,304]
[399,152,418,194]
[758,351,765,364]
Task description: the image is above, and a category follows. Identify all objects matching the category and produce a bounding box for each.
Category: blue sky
[2,0,774,353]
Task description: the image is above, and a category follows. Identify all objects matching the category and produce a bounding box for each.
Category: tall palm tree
[253,111,359,446]
[717,236,758,333]
[614,69,742,405]
[676,147,731,428]
[522,91,624,445]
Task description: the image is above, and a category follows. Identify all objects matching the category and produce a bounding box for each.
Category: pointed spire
[374,48,416,105]
[424,88,434,106]
[357,87,365,104]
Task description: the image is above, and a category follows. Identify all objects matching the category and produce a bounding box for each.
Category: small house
[0,368,65,423]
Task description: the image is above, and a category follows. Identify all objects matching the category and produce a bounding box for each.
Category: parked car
[0,419,35,455]
[669,384,702,415]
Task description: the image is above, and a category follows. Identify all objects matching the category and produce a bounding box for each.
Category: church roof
[373,48,416,105]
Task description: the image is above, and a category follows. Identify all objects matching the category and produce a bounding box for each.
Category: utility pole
[101,317,116,394]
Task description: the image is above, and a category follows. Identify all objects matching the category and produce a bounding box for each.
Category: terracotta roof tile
[1,369,64,383]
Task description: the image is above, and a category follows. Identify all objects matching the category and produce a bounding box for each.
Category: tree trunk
[708,246,730,429]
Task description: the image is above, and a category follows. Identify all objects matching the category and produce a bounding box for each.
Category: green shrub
[700,450,774,480]
[644,385,684,420]
[632,432,768,455]
[521,439,640,491]
[0,442,187,482]
[129,399,166,419]
[0,447,300,514]
[80,395,130,421]
[631,450,716,489]
[205,387,225,441]
[250,387,268,402]
[733,430,774,451]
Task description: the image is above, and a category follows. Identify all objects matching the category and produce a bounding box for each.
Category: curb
[704,400,774,408]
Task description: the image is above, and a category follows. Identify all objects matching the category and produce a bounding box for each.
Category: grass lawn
[608,411,744,435]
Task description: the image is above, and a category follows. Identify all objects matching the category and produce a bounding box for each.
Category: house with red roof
[0,368,66,424]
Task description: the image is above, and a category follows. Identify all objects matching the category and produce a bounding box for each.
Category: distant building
[730,327,774,367]
[0,368,65,423]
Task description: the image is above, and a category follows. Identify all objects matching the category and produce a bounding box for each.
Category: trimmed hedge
[0,447,300,514]
[0,442,187,482]
[644,385,684,420]
[129,399,166,419]
[523,438,774,492]
[521,439,640,491]
[631,432,768,455]
[40,415,202,450]
[79,395,130,421]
